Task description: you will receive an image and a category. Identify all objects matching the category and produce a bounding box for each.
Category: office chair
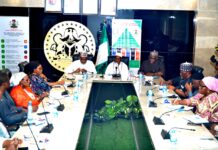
[18,61,29,72]
[192,65,204,74]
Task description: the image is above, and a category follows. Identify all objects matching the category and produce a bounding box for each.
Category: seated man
[185,72,204,98]
[138,50,164,76]
[65,52,97,74]
[0,71,27,126]
[166,62,193,98]
[105,53,129,79]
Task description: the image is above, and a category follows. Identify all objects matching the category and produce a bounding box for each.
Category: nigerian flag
[95,24,110,74]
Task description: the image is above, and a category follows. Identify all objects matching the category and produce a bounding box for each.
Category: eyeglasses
[22,78,30,82]
[199,84,207,88]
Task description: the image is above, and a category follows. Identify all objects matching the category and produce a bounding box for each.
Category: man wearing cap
[139,50,164,76]
[166,62,193,98]
[105,53,129,79]
[185,72,204,98]
[65,52,97,74]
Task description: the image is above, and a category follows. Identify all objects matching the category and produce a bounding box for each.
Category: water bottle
[162,85,169,104]
[139,73,143,84]
[73,91,79,102]
[170,129,177,144]
[147,90,153,107]
[27,101,33,124]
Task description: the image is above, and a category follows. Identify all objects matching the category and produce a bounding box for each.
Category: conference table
[13,74,218,150]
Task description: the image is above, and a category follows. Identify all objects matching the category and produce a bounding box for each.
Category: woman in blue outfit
[25,61,64,96]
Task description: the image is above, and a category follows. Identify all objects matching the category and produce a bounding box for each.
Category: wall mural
[44,21,96,72]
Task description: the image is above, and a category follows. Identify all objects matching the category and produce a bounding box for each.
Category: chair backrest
[72,54,94,62]
[18,61,29,72]
[107,56,129,68]
[192,65,204,74]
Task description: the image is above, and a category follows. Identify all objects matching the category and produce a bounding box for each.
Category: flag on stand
[95,24,110,74]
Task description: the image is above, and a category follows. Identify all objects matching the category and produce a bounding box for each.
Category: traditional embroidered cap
[180,62,193,72]
[150,50,159,57]
[80,52,88,57]
[116,53,122,58]
[202,76,218,92]
[10,72,27,86]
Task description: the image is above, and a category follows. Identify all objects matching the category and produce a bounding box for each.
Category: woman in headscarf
[24,61,64,95]
[172,76,218,122]
[10,72,47,112]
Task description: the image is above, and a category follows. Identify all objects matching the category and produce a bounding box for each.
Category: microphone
[56,99,65,111]
[152,95,178,101]
[112,66,121,78]
[26,120,40,150]
[153,106,184,125]
[40,100,54,133]
[161,127,196,139]
[61,85,69,96]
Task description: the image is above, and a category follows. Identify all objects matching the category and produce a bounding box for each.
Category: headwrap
[202,76,218,92]
[10,72,27,86]
[24,61,40,75]
[116,53,122,58]
[80,52,88,57]
[180,62,193,72]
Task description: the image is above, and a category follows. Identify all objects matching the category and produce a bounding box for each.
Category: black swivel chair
[192,65,204,75]
[18,61,29,72]
[107,56,129,68]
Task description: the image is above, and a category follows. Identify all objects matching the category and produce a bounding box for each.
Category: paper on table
[183,114,209,124]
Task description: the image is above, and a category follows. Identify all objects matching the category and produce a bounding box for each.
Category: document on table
[183,114,209,124]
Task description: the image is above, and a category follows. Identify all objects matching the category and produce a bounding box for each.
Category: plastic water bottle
[27,101,33,124]
[139,73,143,84]
[162,85,169,104]
[147,90,153,107]
[170,129,177,144]
[73,91,79,102]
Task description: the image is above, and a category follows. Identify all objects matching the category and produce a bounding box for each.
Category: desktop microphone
[61,85,69,96]
[161,127,196,139]
[26,120,40,150]
[152,95,178,101]
[56,99,65,111]
[153,106,184,125]
[40,100,54,133]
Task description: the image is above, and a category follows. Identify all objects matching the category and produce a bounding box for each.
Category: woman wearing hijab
[10,72,47,112]
[24,61,64,95]
[172,76,218,122]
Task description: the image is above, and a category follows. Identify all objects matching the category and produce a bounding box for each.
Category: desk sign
[0,16,29,73]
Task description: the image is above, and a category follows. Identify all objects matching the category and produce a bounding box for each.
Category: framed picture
[100,0,117,16]
[45,0,62,13]
[82,0,98,15]
[63,0,81,14]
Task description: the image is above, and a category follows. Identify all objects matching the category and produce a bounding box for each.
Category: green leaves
[94,95,142,122]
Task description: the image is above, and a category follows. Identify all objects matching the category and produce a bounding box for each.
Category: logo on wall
[44,21,96,72]
[10,19,18,28]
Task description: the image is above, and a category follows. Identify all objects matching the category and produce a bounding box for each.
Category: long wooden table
[13,75,218,149]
